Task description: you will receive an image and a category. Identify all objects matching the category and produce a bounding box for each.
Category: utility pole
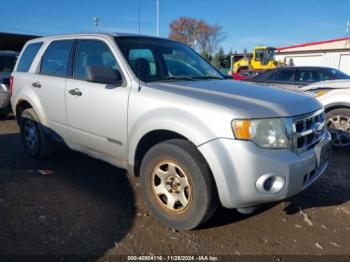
[345,20,350,48]
[156,0,160,37]
[93,17,100,32]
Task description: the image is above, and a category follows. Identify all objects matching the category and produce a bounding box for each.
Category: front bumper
[198,131,332,209]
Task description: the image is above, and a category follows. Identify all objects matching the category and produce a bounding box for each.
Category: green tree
[211,47,227,69]
[200,51,211,63]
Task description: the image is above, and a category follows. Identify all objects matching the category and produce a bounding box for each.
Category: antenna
[156,0,160,37]
[138,0,141,36]
[93,17,100,32]
[138,0,142,91]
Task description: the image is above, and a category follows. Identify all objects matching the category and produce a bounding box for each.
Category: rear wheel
[140,139,218,231]
[19,108,55,158]
[326,108,350,149]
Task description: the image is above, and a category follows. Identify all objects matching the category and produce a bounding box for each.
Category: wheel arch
[131,129,190,177]
[325,103,350,113]
[13,93,48,126]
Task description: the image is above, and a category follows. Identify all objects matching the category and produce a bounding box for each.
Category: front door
[65,39,129,163]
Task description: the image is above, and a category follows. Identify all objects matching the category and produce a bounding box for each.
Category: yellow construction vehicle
[232,46,277,73]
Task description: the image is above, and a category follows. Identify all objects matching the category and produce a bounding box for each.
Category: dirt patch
[0,119,349,257]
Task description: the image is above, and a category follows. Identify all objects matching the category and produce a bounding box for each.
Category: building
[0,32,39,52]
[275,37,350,75]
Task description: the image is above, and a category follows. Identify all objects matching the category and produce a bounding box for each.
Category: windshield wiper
[192,76,224,80]
[148,76,195,82]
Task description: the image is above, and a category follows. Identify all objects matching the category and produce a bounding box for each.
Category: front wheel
[326,108,350,149]
[140,139,218,231]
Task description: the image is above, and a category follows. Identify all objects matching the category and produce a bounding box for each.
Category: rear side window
[17,42,43,72]
[40,40,73,77]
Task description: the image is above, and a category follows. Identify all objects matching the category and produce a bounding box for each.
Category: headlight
[232,118,288,149]
[307,90,329,98]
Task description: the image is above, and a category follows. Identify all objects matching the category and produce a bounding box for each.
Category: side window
[74,40,119,80]
[318,71,332,81]
[297,70,329,82]
[16,42,43,72]
[40,40,73,77]
[128,48,157,81]
[269,70,295,82]
[297,70,314,82]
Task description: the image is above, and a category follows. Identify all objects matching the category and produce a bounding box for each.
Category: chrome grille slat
[291,109,326,153]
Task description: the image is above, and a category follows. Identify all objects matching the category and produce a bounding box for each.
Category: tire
[326,108,350,149]
[19,108,55,158]
[140,139,218,231]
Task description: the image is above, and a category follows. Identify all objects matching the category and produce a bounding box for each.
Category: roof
[276,37,350,52]
[28,32,158,43]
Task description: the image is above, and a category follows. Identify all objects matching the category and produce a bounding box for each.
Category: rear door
[65,38,129,163]
[33,40,74,137]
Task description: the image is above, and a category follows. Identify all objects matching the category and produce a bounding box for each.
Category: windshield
[325,68,350,79]
[0,55,17,72]
[115,37,223,82]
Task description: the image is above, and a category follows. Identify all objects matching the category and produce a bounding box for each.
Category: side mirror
[86,66,123,85]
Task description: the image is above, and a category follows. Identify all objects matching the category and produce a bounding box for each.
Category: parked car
[247,66,350,91]
[232,69,263,81]
[0,51,18,117]
[302,80,350,148]
[11,33,331,230]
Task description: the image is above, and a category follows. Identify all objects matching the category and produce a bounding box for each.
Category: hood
[301,79,350,91]
[146,80,321,118]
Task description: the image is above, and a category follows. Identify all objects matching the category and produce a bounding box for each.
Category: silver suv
[11,33,332,230]
[0,51,18,118]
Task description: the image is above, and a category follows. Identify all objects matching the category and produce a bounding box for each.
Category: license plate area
[314,138,332,168]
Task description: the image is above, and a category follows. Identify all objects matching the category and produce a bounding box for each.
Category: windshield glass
[115,37,223,82]
[326,68,350,79]
[255,48,275,64]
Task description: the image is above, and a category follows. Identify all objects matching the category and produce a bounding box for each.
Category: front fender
[127,107,218,166]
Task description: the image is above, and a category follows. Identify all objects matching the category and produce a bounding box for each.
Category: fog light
[256,174,286,194]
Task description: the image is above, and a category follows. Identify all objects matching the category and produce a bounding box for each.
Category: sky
[0,0,349,53]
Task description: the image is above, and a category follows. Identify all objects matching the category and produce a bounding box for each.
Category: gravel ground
[0,117,349,259]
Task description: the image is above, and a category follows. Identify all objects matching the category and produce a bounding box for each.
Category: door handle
[68,88,82,96]
[32,82,41,88]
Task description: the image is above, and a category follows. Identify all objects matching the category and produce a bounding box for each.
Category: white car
[302,80,350,148]
[11,33,332,230]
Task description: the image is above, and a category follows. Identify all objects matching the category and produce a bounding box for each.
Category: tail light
[9,76,14,96]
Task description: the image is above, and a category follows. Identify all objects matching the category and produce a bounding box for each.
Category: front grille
[292,110,326,152]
